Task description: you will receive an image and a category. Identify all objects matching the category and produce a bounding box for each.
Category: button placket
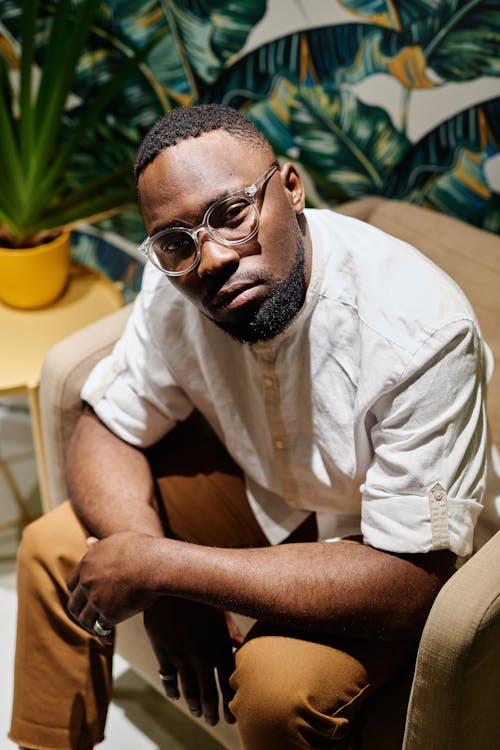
[258,353,292,477]
[427,482,450,549]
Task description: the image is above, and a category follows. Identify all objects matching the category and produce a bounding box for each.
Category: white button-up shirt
[82,209,491,557]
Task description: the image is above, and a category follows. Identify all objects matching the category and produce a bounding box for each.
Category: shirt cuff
[361,488,483,556]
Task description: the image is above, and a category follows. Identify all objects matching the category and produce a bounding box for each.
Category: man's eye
[222,201,250,225]
[157,234,192,254]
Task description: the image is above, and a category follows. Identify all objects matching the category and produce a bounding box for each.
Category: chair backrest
[40,304,132,508]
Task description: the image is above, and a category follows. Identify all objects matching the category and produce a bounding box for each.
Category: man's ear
[279,162,305,214]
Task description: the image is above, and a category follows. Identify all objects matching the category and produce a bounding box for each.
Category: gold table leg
[0,454,31,532]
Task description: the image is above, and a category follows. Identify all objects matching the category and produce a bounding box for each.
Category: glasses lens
[207,196,259,243]
[151,230,197,273]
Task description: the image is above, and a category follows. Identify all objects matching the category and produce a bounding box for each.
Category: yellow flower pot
[0,232,71,309]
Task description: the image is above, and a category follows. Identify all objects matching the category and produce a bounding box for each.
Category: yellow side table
[0,261,123,521]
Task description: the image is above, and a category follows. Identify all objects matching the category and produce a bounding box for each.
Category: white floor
[0,400,224,750]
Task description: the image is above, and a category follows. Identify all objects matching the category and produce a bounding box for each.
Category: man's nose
[196,233,240,278]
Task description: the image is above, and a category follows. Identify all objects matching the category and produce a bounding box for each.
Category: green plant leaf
[33,38,155,215]
[28,185,136,235]
[0,0,159,243]
[289,85,411,201]
[19,0,38,172]
[28,0,103,192]
[0,57,24,217]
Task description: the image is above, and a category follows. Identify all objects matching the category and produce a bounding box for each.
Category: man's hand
[144,597,243,726]
[66,530,160,638]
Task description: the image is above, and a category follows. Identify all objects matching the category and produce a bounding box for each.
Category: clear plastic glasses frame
[139,165,279,276]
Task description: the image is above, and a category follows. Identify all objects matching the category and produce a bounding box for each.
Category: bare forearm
[146,538,455,640]
[67,406,163,538]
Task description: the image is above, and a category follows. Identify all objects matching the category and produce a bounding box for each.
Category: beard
[215,232,307,344]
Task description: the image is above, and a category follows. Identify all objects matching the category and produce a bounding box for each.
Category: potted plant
[0,0,155,308]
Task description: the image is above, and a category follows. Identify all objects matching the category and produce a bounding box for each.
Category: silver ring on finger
[159,669,177,683]
[93,618,113,637]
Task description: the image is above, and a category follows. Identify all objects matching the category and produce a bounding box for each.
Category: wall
[150,0,500,232]
[3,0,498,239]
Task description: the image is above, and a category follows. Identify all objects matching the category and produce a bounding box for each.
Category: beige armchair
[39,199,500,749]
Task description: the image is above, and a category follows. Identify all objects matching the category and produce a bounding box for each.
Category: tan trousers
[9,424,415,750]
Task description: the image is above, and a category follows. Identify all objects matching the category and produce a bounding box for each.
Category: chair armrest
[403,530,500,750]
[39,304,133,509]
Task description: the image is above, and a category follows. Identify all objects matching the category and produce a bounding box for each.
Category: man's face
[138,130,311,343]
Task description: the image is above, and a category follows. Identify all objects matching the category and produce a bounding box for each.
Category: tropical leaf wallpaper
[166,0,500,233]
[1,0,498,296]
[103,0,500,236]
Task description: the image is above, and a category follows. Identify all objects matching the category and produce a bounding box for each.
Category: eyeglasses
[139,165,279,276]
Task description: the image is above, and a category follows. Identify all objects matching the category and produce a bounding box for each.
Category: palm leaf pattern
[341,0,500,85]
[3,0,497,246]
[166,0,499,232]
[383,97,500,224]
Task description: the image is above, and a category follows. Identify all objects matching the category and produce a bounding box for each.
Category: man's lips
[211,280,264,311]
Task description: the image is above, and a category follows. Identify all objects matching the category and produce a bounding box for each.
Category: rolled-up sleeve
[361,320,487,557]
[81,289,194,448]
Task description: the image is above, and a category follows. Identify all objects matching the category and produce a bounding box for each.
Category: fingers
[67,579,88,619]
[66,573,114,644]
[159,663,180,700]
[146,600,236,725]
[73,600,114,643]
[160,660,221,725]
[178,665,204,719]
[181,663,220,725]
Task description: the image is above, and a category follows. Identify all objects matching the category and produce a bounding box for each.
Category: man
[10,104,488,750]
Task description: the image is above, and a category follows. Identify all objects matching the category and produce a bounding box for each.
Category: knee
[18,514,54,567]
[232,637,298,712]
[230,635,369,749]
[230,637,307,737]
[18,503,86,576]
[230,636,337,749]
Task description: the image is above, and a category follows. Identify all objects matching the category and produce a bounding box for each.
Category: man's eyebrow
[150,184,241,236]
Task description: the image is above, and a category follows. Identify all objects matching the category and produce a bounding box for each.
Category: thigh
[230,625,416,750]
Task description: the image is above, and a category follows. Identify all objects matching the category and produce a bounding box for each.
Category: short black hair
[134,104,273,182]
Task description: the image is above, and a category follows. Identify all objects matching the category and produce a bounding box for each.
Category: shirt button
[430,483,446,501]
[263,376,273,387]
[275,439,285,450]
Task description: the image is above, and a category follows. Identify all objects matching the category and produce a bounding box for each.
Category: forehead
[138,130,270,233]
